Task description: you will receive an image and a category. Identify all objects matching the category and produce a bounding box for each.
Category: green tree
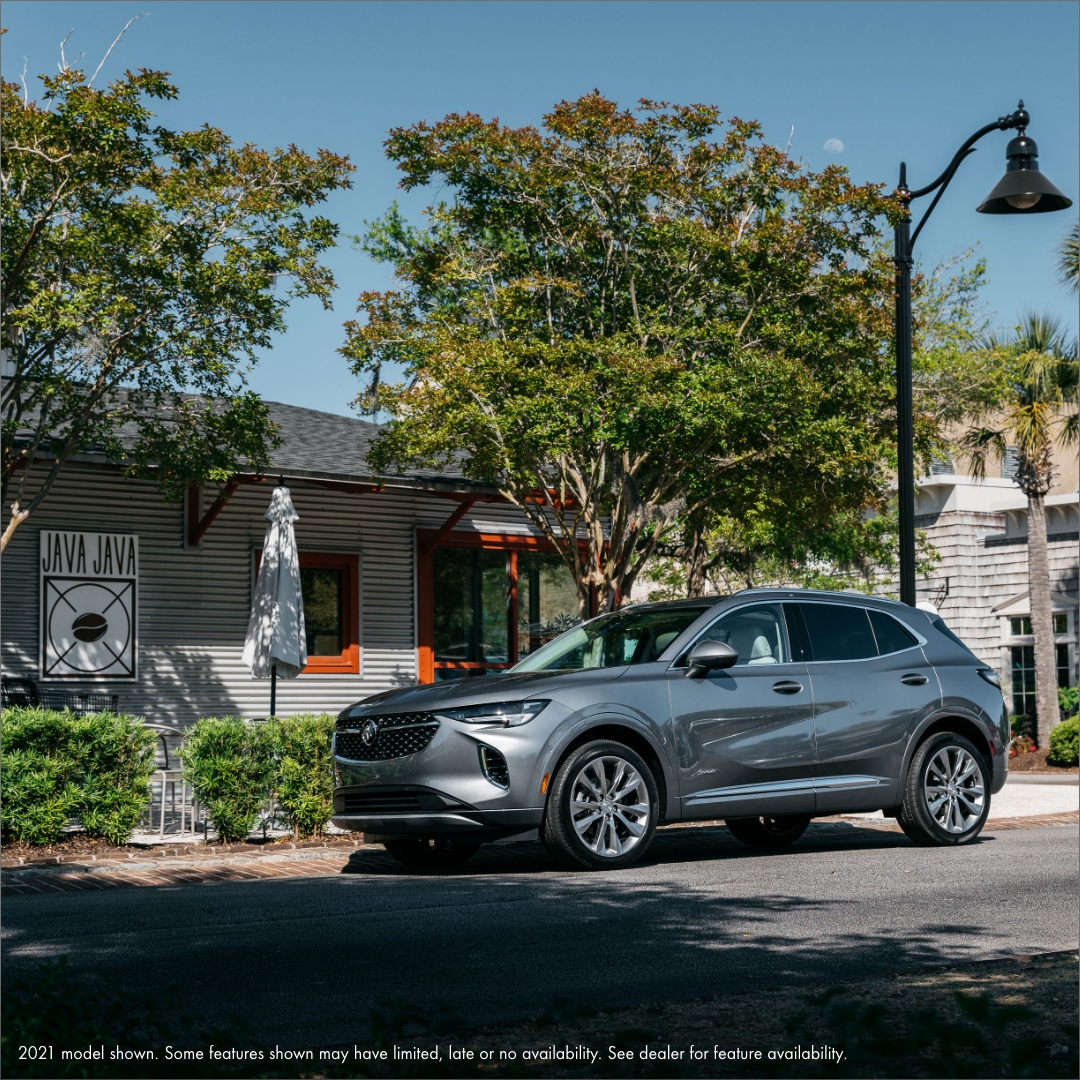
[1,55,353,551]
[342,93,896,616]
[1057,219,1079,294]
[962,313,1078,747]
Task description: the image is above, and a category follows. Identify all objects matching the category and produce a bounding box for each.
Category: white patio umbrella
[241,482,307,716]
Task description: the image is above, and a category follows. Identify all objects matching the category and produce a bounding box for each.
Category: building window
[1011,614,1068,636]
[257,551,359,674]
[1012,643,1072,718]
[418,531,584,683]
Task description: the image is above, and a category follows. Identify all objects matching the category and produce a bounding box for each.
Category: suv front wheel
[542,740,659,871]
[898,732,990,846]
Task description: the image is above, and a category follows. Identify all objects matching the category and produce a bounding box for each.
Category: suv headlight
[434,700,549,727]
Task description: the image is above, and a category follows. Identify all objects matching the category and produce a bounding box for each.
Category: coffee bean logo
[73,612,108,642]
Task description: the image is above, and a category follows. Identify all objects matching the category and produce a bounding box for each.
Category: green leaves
[0,708,154,846]
[1,63,354,548]
[344,92,897,610]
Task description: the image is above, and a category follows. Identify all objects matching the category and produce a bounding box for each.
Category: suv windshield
[510,606,710,673]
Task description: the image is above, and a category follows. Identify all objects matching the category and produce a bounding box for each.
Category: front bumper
[330,785,542,839]
[331,706,557,838]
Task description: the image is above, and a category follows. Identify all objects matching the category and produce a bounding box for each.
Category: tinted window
[799,603,877,662]
[512,606,709,672]
[868,609,918,655]
[693,604,789,666]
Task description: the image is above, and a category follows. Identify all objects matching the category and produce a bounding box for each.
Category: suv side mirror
[685,640,738,677]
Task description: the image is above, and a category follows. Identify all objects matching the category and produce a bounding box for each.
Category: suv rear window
[868,609,919,655]
[798,603,877,662]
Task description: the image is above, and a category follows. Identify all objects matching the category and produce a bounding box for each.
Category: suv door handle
[900,673,929,685]
[772,680,804,694]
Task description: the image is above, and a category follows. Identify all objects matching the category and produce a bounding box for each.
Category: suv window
[798,603,877,662]
[687,604,789,666]
[868,609,919,655]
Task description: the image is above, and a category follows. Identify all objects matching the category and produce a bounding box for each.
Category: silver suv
[331,590,1008,870]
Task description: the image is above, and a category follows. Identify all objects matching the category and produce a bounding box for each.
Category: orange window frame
[416,530,591,684]
[255,550,360,675]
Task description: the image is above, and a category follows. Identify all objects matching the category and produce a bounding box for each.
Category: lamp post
[893,100,1072,606]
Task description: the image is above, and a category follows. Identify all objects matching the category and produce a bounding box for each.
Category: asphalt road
[3,823,1077,1048]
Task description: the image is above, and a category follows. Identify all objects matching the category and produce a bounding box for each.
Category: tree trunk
[1026,493,1059,748]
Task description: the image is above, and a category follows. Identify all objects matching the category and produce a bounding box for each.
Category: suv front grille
[335,712,438,761]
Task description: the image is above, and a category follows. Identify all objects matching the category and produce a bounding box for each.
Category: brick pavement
[2,812,1075,896]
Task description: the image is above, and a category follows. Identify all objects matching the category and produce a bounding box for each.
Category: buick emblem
[361,719,379,747]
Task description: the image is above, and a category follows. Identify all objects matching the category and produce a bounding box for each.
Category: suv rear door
[791,602,941,813]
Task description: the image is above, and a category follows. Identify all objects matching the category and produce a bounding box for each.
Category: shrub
[268,713,336,839]
[1048,715,1079,767]
[180,718,276,843]
[1059,685,1079,720]
[77,713,156,845]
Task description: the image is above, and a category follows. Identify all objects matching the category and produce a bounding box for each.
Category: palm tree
[1057,220,1079,294]
[964,312,1079,749]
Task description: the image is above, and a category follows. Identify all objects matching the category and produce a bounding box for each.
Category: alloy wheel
[922,745,985,834]
[569,755,651,858]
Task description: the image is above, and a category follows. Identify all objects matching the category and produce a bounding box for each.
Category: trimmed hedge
[179,714,336,843]
[0,708,155,845]
[1048,715,1079,767]
[271,713,336,840]
[179,717,276,843]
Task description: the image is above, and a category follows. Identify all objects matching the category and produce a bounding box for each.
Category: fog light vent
[478,745,509,789]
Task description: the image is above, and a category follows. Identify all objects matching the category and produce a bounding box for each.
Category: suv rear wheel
[898,732,990,846]
[542,740,659,871]
[725,814,810,848]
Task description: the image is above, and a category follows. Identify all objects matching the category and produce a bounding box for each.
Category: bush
[0,708,153,846]
[268,713,335,839]
[1059,685,1079,720]
[180,718,276,843]
[1048,715,1079,767]
[78,713,156,845]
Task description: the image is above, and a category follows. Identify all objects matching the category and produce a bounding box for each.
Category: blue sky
[5,1,1078,417]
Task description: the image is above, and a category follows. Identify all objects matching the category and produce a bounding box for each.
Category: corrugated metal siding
[3,464,563,725]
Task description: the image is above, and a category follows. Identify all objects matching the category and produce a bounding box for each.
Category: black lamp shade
[978,134,1072,214]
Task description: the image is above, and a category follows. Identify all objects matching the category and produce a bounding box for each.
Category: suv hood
[341,667,629,716]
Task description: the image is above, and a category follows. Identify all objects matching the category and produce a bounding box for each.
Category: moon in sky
[824,138,845,153]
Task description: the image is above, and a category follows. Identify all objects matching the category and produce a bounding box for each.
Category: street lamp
[893,100,1072,606]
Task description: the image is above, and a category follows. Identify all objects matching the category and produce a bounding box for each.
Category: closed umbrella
[241,482,307,716]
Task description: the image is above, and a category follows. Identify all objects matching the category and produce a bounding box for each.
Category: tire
[542,740,659,871]
[725,814,810,848]
[898,732,990,847]
[383,838,480,871]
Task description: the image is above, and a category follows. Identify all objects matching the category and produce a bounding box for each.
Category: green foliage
[343,92,898,614]
[77,713,156,846]
[1057,219,1079,294]
[1048,715,1079,767]
[268,713,336,839]
[1,59,353,548]
[1058,685,1079,718]
[180,718,276,844]
[0,708,152,845]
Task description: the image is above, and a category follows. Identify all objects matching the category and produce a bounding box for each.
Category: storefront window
[517,552,580,658]
[300,567,343,656]
[420,535,587,683]
[433,548,510,668]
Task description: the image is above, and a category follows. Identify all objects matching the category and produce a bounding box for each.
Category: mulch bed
[1008,747,1078,773]
[0,832,369,868]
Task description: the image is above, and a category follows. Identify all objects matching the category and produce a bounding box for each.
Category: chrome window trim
[793,599,928,664]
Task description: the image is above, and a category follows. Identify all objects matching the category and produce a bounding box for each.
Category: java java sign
[40,532,138,680]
